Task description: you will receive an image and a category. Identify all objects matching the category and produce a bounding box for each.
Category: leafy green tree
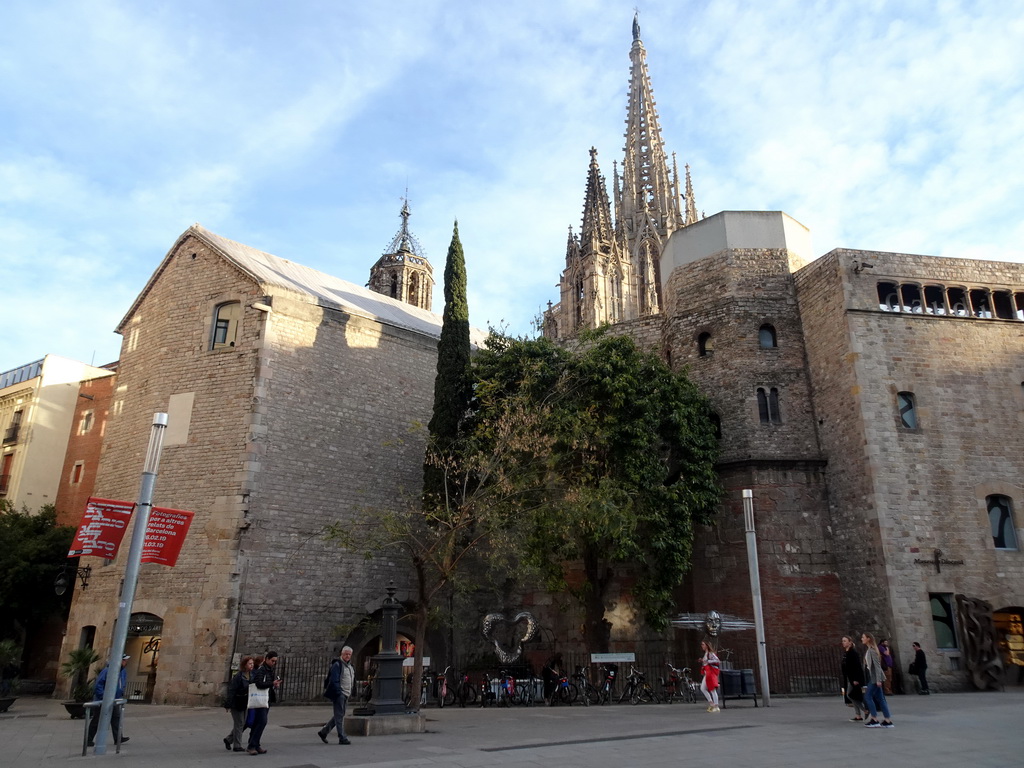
[470,331,722,653]
[0,501,77,646]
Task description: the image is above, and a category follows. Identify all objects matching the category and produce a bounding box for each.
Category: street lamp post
[743,489,771,707]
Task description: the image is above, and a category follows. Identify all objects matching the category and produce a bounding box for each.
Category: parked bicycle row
[387,662,705,708]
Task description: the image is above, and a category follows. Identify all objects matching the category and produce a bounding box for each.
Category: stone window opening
[931,593,959,649]
[924,285,947,315]
[697,332,713,357]
[211,301,241,350]
[79,410,94,435]
[758,324,777,348]
[988,494,1019,550]
[878,282,899,311]
[71,461,84,485]
[757,387,781,424]
[947,286,969,316]
[897,391,918,429]
[900,283,924,313]
[408,272,420,306]
[1016,294,1024,321]
[969,288,992,318]
[389,273,398,299]
[992,290,1015,320]
[575,277,584,328]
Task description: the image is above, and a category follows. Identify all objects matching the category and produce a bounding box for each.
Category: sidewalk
[3,690,1022,767]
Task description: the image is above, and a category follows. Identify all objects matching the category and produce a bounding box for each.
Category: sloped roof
[120,224,488,346]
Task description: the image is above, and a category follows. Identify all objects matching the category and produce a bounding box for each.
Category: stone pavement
[3,690,1022,768]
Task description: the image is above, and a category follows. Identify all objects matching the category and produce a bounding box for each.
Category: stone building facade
[540,17,1024,688]
[60,224,484,704]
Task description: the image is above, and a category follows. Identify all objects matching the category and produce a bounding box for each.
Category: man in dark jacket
[910,642,929,694]
[247,652,280,755]
[318,646,355,745]
[840,636,865,721]
[87,655,130,747]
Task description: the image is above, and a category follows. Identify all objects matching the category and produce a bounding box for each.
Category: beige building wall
[0,355,113,512]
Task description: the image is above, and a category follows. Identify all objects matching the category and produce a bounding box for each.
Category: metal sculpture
[671,609,755,641]
[481,611,538,664]
[955,594,1004,691]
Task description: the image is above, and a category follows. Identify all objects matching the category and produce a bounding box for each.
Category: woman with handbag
[699,640,721,713]
[840,636,865,721]
[247,652,280,755]
[223,656,254,752]
[861,633,894,728]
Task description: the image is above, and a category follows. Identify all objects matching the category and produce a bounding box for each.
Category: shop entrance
[124,612,162,702]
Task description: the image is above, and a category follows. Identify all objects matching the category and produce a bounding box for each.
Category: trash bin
[720,669,741,698]
[740,669,757,696]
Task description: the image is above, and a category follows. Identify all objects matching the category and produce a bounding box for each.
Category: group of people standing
[841,633,928,729]
[223,651,280,755]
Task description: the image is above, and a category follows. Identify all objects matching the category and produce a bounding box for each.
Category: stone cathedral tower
[367,199,434,310]
[545,13,697,339]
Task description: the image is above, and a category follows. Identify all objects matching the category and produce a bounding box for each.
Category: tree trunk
[581,550,613,653]
[408,557,430,712]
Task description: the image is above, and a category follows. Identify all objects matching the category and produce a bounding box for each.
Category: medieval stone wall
[802,249,1024,687]
[61,234,263,704]
[235,296,436,659]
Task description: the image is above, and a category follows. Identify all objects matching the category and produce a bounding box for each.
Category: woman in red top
[700,640,721,712]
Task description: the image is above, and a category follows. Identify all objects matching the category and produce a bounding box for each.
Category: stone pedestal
[344,712,425,736]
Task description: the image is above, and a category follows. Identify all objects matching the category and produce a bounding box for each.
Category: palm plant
[61,647,100,702]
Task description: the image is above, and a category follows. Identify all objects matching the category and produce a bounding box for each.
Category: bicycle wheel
[442,688,456,707]
[459,683,477,706]
[585,684,600,706]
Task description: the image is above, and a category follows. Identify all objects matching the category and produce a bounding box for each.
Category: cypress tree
[424,221,472,502]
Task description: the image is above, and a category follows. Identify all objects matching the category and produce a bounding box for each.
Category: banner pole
[93,413,167,755]
[743,489,771,707]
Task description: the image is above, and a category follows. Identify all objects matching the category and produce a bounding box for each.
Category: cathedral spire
[580,148,615,248]
[684,163,698,226]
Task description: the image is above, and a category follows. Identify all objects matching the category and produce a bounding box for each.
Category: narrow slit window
[757,388,781,424]
[931,593,958,649]
[897,391,917,429]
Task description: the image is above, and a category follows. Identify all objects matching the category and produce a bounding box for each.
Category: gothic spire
[619,16,677,225]
[684,163,698,226]
[580,148,615,248]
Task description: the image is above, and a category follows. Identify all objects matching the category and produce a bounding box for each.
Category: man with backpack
[318,646,355,745]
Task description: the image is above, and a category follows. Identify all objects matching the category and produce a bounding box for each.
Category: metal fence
[271,646,842,705]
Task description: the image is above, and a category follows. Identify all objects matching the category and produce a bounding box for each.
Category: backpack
[323,659,338,700]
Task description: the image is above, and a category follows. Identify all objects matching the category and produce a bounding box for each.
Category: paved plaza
[3,690,1022,768]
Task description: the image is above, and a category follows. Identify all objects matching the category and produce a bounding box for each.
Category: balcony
[0,474,10,494]
[3,425,19,445]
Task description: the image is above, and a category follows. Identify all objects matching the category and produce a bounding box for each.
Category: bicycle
[572,665,601,706]
[497,669,518,707]
[437,665,455,708]
[661,663,697,703]
[548,671,578,706]
[627,666,661,704]
[456,671,478,707]
[597,663,618,704]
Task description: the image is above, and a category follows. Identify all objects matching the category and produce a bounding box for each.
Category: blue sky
[2,0,1022,368]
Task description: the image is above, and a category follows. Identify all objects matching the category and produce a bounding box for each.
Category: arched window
[757,387,781,424]
[408,272,420,306]
[759,324,777,348]
[988,495,1018,550]
[698,332,713,357]
[211,302,241,349]
[389,273,398,299]
[878,282,900,311]
[897,391,917,429]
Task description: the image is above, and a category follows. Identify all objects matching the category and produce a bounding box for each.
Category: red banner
[68,497,134,559]
[142,507,195,566]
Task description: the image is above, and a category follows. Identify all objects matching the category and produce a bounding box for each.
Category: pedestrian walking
[223,655,253,752]
[317,646,355,745]
[909,642,930,694]
[841,636,865,722]
[879,639,894,694]
[87,655,130,747]
[861,633,894,728]
[699,640,720,713]
[247,652,280,755]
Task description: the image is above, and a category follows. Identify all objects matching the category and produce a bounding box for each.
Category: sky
[2,0,1022,369]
